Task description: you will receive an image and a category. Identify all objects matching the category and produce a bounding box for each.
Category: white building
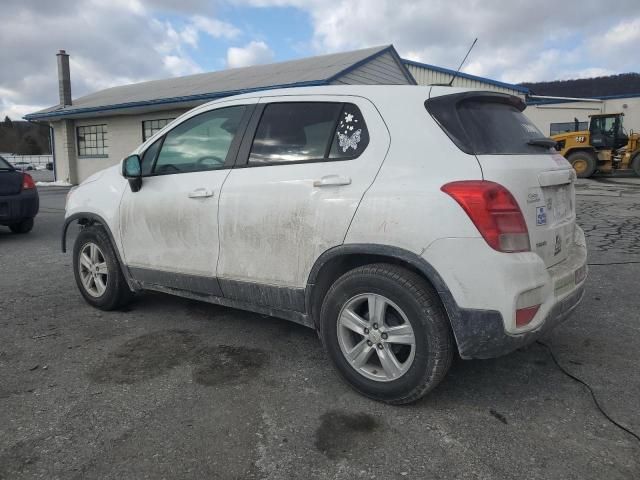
[523,95,640,136]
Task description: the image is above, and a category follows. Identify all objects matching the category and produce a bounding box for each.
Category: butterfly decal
[337,129,362,152]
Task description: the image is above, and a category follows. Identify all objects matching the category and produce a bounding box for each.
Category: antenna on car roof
[447,38,477,87]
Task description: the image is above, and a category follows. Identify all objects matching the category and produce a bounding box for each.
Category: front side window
[591,116,616,135]
[143,118,175,141]
[153,106,245,175]
[77,124,107,157]
[140,137,163,176]
[248,102,368,165]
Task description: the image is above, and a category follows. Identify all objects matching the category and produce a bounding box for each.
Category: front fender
[61,213,138,291]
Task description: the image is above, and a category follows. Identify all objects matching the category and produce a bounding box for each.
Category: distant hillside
[0,117,51,155]
[520,73,640,98]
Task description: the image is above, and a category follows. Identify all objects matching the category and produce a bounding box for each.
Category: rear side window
[329,103,370,159]
[249,102,368,165]
[426,94,548,155]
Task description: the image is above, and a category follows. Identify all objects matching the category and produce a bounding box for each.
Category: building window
[142,118,175,141]
[77,125,107,157]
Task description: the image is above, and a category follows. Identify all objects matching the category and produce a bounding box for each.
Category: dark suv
[0,155,39,233]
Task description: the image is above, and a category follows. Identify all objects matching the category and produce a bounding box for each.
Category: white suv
[64,86,587,404]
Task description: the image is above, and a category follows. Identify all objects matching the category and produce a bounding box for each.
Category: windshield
[0,155,14,170]
[426,93,551,155]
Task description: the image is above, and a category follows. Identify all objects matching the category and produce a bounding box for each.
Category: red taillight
[441,180,530,253]
[516,305,540,327]
[22,173,36,190]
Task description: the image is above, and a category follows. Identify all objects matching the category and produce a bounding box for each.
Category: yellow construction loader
[551,112,640,178]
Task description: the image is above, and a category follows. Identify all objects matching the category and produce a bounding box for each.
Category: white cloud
[599,17,640,48]
[163,55,204,76]
[0,0,240,119]
[226,41,275,68]
[2,0,639,120]
[191,15,241,39]
[241,0,639,83]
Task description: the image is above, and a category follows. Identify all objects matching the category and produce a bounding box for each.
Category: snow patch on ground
[36,180,72,187]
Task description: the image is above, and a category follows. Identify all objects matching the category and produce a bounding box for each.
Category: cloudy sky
[1,0,639,119]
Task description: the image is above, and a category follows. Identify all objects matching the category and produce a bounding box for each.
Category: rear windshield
[0,156,13,169]
[426,93,550,155]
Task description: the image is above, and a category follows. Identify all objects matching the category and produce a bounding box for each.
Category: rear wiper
[527,137,557,148]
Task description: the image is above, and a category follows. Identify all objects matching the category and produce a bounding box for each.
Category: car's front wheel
[73,225,133,310]
[320,264,453,404]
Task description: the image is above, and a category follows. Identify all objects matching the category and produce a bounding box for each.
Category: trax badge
[536,206,547,226]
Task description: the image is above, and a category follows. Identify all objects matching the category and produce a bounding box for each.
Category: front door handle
[313,175,352,187]
[188,188,214,198]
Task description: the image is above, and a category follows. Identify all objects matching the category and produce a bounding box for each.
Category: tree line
[0,116,52,155]
[521,73,640,98]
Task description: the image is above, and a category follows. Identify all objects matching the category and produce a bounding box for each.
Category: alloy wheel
[337,293,416,382]
[78,242,109,298]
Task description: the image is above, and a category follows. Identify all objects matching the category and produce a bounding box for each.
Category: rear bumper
[423,226,588,359]
[452,283,585,359]
[0,189,39,225]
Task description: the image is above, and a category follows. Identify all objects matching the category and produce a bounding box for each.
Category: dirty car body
[63,85,588,403]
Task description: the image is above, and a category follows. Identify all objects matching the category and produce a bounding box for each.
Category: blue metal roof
[402,58,530,94]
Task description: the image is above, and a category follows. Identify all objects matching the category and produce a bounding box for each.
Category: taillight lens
[441,180,530,253]
[516,305,540,328]
[22,173,36,190]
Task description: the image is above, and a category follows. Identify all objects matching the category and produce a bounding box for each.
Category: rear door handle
[188,188,214,198]
[313,175,352,187]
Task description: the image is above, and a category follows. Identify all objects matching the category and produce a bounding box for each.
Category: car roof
[194,85,519,112]
[195,85,437,108]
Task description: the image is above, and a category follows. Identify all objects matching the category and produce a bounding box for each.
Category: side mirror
[122,155,142,192]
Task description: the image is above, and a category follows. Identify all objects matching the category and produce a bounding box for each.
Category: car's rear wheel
[568,151,597,178]
[320,263,453,404]
[9,218,34,234]
[73,225,133,310]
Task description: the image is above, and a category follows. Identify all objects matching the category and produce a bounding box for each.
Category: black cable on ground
[537,340,640,445]
[588,261,640,266]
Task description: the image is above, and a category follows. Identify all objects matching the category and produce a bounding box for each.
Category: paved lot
[1,178,639,479]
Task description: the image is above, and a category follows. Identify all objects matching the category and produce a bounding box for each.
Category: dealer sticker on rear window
[536,206,547,226]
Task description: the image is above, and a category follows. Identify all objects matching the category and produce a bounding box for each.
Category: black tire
[73,225,134,310]
[631,153,640,177]
[9,218,34,234]
[319,263,454,405]
[567,151,597,178]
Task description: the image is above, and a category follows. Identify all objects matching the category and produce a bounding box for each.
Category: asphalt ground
[0,178,639,479]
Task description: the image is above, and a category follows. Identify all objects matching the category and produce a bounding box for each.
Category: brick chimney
[56,50,72,106]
